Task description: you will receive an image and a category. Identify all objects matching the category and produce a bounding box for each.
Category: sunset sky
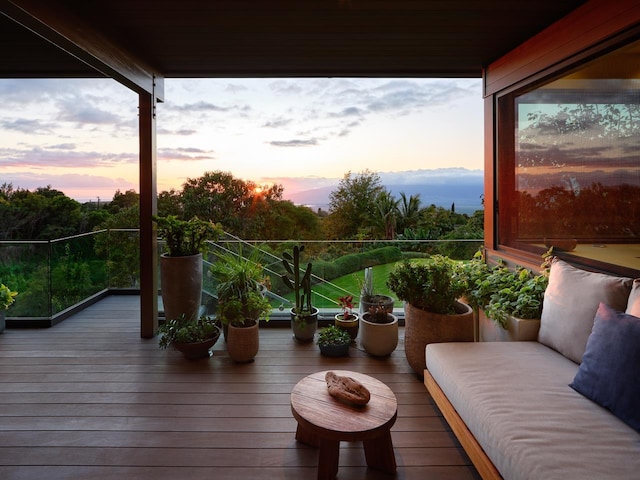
[0,77,483,202]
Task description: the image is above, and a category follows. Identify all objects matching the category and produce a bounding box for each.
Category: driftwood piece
[325,371,371,406]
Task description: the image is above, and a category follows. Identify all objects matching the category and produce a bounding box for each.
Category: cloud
[158,147,215,161]
[56,100,122,125]
[157,127,198,136]
[269,139,318,148]
[170,100,234,113]
[0,146,137,168]
[262,116,293,128]
[0,118,54,134]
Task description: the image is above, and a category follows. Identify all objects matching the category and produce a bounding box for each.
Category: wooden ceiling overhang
[0,0,588,98]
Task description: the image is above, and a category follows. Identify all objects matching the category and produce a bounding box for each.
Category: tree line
[0,169,483,244]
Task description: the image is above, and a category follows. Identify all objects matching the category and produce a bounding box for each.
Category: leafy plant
[154,215,223,257]
[217,290,271,327]
[281,245,314,318]
[158,315,221,348]
[0,283,17,310]
[484,261,550,328]
[457,250,509,310]
[337,294,356,320]
[317,324,351,347]
[387,255,465,314]
[366,304,394,324]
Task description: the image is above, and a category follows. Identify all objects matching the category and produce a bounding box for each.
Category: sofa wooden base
[423,369,503,480]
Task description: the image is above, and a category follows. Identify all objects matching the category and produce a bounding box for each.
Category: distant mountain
[283,168,484,214]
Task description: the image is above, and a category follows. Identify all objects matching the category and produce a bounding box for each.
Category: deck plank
[0,295,480,480]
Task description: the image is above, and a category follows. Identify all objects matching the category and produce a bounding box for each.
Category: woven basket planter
[404,301,474,376]
[227,322,259,363]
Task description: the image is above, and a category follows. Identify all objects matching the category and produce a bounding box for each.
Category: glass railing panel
[104,229,140,289]
[49,231,109,315]
[206,235,483,320]
[0,240,50,318]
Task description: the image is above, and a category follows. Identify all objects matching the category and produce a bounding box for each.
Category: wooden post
[139,82,159,338]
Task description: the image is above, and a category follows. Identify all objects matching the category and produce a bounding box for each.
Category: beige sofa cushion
[626,279,640,317]
[538,258,632,364]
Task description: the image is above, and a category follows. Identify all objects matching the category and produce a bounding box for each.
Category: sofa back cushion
[627,279,640,317]
[538,258,633,364]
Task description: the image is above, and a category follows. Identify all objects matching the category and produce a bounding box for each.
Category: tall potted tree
[154,215,222,323]
[281,245,318,342]
[387,255,473,376]
[210,247,271,363]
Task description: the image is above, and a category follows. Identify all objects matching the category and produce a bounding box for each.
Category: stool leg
[317,438,340,480]
[363,430,396,473]
[295,423,319,447]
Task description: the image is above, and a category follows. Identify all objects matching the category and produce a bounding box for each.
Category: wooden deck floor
[0,295,480,480]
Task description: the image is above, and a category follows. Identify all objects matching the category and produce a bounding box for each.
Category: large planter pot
[172,329,221,361]
[479,309,541,342]
[160,252,203,322]
[360,312,398,357]
[335,313,359,340]
[290,307,319,343]
[0,311,5,333]
[227,321,260,363]
[404,301,474,376]
[359,294,394,315]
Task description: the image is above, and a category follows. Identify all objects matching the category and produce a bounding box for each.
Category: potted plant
[480,254,551,342]
[281,245,318,342]
[360,303,399,357]
[334,294,359,340]
[154,215,223,323]
[210,247,271,363]
[317,325,351,357]
[359,266,394,314]
[0,283,17,333]
[158,314,221,360]
[387,255,474,376]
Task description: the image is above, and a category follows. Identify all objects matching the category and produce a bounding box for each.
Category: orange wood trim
[139,91,158,339]
[1,0,164,98]
[483,96,496,250]
[424,369,503,480]
[485,0,640,96]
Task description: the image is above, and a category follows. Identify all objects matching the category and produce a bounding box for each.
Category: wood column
[139,84,158,338]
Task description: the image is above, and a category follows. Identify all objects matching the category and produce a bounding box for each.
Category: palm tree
[372,191,400,240]
[397,192,421,234]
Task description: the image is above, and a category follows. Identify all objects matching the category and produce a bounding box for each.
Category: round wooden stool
[290,370,398,480]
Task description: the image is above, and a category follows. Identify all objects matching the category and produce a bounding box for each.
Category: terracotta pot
[227,321,259,363]
[160,252,202,322]
[335,313,359,340]
[290,307,319,343]
[360,312,398,357]
[404,301,474,376]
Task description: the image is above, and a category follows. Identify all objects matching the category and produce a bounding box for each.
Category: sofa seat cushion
[426,342,640,480]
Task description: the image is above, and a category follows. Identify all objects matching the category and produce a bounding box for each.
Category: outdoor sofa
[424,258,640,480]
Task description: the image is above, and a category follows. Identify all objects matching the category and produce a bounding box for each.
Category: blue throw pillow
[570,303,640,432]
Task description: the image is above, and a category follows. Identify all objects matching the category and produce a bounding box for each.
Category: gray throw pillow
[538,258,633,364]
[626,279,640,317]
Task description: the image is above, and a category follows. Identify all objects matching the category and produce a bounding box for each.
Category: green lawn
[279,262,402,309]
